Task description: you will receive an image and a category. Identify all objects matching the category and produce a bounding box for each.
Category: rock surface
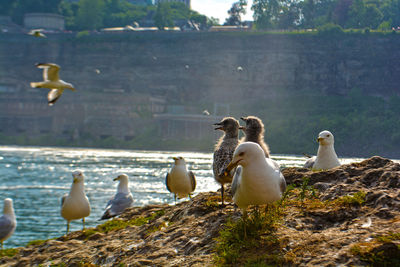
[1,156,399,266]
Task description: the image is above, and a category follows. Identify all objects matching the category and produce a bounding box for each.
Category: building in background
[24,13,65,31]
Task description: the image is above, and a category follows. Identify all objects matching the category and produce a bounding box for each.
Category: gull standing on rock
[166,157,196,203]
[30,63,75,106]
[0,198,17,249]
[61,171,91,234]
[225,142,287,215]
[240,116,270,157]
[213,117,240,206]
[100,174,133,220]
[304,130,341,170]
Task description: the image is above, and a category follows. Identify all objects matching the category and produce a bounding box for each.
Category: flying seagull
[166,157,196,203]
[28,29,46,38]
[304,130,341,170]
[30,63,75,106]
[100,174,133,220]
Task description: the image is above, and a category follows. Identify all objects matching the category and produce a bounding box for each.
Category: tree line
[226,0,400,30]
[0,0,216,31]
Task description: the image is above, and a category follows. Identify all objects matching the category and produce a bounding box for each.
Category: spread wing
[231,166,241,197]
[36,63,60,81]
[47,89,63,106]
[0,216,16,240]
[188,171,196,192]
[165,173,171,192]
[213,146,235,178]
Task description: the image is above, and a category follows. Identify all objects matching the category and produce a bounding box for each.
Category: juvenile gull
[225,142,286,213]
[30,63,75,106]
[61,171,91,234]
[240,116,270,157]
[213,117,240,205]
[304,130,341,170]
[166,157,196,203]
[100,174,133,220]
[0,198,16,249]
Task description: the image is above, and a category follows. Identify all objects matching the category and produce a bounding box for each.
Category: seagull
[30,63,75,106]
[202,110,210,116]
[213,117,240,206]
[28,29,46,38]
[240,116,270,157]
[165,157,196,203]
[100,174,133,220]
[225,142,286,216]
[61,171,91,234]
[303,130,341,170]
[0,198,17,250]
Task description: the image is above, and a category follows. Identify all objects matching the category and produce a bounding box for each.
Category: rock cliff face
[1,33,400,100]
[1,156,399,266]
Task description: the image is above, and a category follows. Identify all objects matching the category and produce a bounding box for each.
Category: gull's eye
[327,134,330,137]
[239,152,245,157]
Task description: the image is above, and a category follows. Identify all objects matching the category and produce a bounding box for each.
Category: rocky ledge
[0,156,399,266]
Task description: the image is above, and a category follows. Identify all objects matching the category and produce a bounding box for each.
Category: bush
[317,23,344,36]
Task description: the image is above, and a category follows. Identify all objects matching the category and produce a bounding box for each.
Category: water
[0,146,367,248]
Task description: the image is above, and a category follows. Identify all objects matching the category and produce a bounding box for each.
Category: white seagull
[166,157,196,203]
[61,171,91,234]
[304,130,341,170]
[28,29,46,38]
[225,142,287,214]
[100,174,133,220]
[0,198,17,249]
[30,63,75,106]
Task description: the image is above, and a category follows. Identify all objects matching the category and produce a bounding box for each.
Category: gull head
[213,117,240,133]
[3,198,14,214]
[72,170,84,183]
[114,174,129,182]
[226,142,264,171]
[240,116,264,135]
[172,156,186,166]
[317,130,335,146]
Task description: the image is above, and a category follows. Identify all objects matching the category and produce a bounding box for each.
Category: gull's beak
[213,122,223,130]
[113,176,119,181]
[317,137,323,142]
[240,117,247,122]
[172,157,179,161]
[224,159,241,176]
[73,177,78,183]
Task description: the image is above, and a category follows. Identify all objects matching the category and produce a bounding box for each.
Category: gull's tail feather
[30,82,42,88]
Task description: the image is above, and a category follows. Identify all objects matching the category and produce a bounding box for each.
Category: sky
[191,0,254,24]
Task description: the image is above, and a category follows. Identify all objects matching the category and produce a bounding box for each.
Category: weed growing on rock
[27,239,48,246]
[0,248,19,258]
[334,191,366,206]
[214,204,287,266]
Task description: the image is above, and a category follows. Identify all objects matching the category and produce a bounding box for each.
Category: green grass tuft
[214,205,286,266]
[334,191,366,206]
[27,239,47,246]
[0,248,19,258]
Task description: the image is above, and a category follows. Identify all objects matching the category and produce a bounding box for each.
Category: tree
[225,0,247,26]
[0,0,16,16]
[75,0,105,30]
[252,0,281,29]
[153,2,174,30]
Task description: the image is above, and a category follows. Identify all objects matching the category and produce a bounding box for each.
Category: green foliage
[76,30,90,38]
[225,0,247,26]
[334,191,366,206]
[154,2,174,30]
[27,239,47,246]
[0,248,19,258]
[317,23,344,36]
[75,0,105,30]
[214,205,286,265]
